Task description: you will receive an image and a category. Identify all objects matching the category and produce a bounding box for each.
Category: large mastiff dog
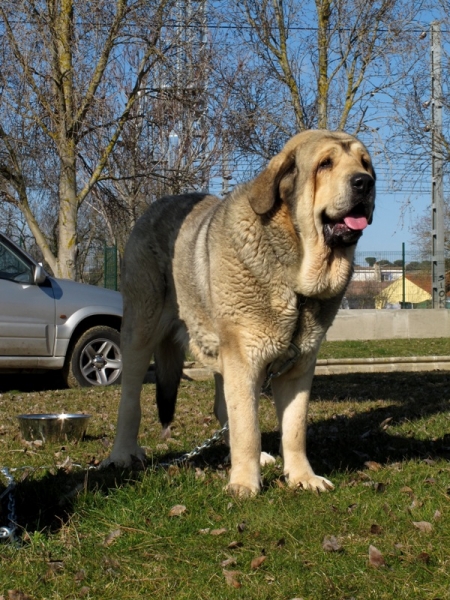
[103,130,375,496]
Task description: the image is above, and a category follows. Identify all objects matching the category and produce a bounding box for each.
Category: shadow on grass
[0,372,66,393]
[1,371,449,537]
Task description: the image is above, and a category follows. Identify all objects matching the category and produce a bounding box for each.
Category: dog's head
[248,130,376,249]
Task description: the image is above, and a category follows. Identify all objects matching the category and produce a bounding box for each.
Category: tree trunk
[57,144,78,279]
[316,0,331,129]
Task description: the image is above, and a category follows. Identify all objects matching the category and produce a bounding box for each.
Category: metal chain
[262,342,302,392]
[0,467,17,544]
[0,423,229,544]
[157,422,229,468]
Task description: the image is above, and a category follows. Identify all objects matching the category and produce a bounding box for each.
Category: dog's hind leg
[155,333,185,438]
[101,301,161,468]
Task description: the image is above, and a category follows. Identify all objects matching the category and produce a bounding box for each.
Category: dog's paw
[100,447,147,470]
[260,451,276,466]
[289,474,334,493]
[225,483,260,498]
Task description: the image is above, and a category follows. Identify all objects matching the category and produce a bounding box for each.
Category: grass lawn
[0,342,449,599]
[318,337,450,359]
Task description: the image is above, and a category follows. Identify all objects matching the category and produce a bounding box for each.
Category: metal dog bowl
[17,413,91,443]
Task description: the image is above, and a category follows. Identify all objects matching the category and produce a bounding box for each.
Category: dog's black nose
[351,173,374,195]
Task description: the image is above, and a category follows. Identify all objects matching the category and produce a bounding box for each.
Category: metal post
[431,21,446,308]
[402,242,406,307]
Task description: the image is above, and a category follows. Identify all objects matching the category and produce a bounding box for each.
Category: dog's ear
[368,167,376,224]
[248,151,296,215]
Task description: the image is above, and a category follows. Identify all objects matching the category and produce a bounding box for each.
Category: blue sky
[357,188,427,254]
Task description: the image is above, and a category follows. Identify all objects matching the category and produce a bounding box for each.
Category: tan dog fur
[102,130,375,496]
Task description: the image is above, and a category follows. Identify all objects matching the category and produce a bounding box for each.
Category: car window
[0,239,34,284]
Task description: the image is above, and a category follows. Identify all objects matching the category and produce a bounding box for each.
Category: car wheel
[63,326,122,388]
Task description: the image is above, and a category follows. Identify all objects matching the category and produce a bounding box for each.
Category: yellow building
[375,275,432,309]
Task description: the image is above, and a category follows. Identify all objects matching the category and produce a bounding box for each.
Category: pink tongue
[344,215,368,231]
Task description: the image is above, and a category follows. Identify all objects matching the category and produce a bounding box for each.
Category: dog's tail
[154,337,185,432]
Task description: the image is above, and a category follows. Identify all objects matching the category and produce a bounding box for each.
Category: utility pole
[431,21,446,309]
[173,0,209,190]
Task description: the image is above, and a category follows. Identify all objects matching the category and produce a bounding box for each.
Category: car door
[0,238,56,356]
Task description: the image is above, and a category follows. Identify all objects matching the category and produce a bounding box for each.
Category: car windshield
[0,239,33,284]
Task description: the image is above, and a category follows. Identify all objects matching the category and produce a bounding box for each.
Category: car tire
[62,326,122,388]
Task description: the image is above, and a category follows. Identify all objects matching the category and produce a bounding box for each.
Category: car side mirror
[34,264,47,285]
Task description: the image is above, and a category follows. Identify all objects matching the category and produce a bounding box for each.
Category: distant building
[374,275,432,309]
[352,265,403,282]
[374,273,450,309]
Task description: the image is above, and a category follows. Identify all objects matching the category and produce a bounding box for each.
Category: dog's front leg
[220,353,262,497]
[271,363,334,492]
[214,372,275,468]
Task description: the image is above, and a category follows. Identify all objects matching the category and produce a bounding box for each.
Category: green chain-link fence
[86,244,449,307]
[103,244,119,291]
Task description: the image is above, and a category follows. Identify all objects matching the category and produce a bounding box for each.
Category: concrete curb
[177,356,450,380]
[314,355,450,375]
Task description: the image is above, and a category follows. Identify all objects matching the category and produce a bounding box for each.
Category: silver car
[0,232,123,387]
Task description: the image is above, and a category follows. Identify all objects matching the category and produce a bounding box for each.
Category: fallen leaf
[434,510,442,520]
[210,528,227,536]
[168,504,187,517]
[251,555,267,569]
[412,521,432,533]
[368,544,385,568]
[195,468,206,480]
[228,540,243,549]
[380,417,393,429]
[237,521,246,533]
[102,556,120,569]
[416,552,431,564]
[370,524,383,535]
[167,465,180,477]
[78,587,90,597]
[56,456,74,471]
[400,486,414,495]
[322,535,342,552]
[7,592,35,600]
[223,570,242,588]
[47,560,64,572]
[198,528,210,534]
[103,528,121,546]
[364,461,382,472]
[221,556,237,567]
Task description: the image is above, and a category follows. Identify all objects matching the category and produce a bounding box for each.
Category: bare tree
[0,0,175,278]
[384,11,450,260]
[79,0,227,256]
[212,0,428,166]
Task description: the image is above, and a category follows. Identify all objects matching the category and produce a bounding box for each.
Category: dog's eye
[361,156,370,170]
[318,158,333,170]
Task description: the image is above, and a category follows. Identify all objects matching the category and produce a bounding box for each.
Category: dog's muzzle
[323,173,375,247]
